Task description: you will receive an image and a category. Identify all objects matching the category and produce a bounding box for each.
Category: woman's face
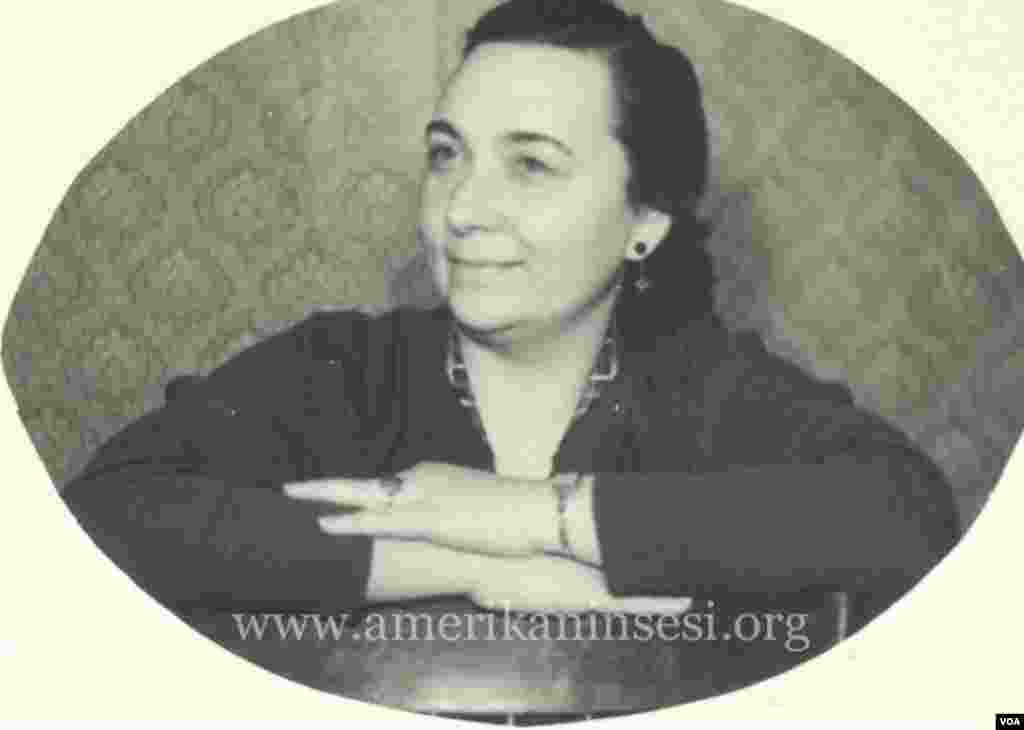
[418,42,670,342]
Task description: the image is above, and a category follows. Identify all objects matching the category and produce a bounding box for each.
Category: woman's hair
[464,0,717,343]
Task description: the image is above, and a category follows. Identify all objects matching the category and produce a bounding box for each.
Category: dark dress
[62,306,960,710]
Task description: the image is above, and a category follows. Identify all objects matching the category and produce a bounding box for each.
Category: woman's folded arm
[589,447,959,599]
[62,401,377,614]
[59,313,394,613]
[583,332,961,603]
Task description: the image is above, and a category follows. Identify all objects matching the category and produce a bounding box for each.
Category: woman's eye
[514,155,554,177]
[427,143,458,170]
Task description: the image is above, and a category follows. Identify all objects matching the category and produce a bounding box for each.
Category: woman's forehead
[433,43,618,147]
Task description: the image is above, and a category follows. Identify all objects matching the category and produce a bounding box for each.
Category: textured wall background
[2,0,1021,528]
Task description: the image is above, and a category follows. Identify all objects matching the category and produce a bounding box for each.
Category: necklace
[445,323,620,437]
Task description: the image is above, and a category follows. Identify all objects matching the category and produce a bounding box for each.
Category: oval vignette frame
[2,0,1023,723]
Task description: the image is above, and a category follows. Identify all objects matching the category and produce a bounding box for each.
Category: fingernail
[318,516,353,532]
[286,482,323,495]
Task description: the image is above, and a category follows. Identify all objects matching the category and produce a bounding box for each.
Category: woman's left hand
[283,462,558,557]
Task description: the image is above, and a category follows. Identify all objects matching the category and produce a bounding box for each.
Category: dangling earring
[632,242,652,293]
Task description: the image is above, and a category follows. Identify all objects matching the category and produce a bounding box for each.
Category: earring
[632,242,652,293]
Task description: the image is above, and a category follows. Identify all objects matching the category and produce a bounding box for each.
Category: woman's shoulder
[635,316,922,470]
[215,306,447,369]
[638,313,855,407]
[180,306,449,403]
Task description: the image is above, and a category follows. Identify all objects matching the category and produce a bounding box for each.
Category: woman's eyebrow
[503,131,574,158]
[425,119,461,141]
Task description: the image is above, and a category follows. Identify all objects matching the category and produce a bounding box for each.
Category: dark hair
[464,0,716,342]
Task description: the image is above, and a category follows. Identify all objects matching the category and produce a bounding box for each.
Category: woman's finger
[317,510,425,539]
[610,596,694,615]
[468,594,695,616]
[283,477,402,508]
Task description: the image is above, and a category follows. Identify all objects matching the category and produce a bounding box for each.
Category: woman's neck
[454,294,618,479]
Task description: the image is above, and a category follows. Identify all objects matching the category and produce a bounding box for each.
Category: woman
[63,0,960,713]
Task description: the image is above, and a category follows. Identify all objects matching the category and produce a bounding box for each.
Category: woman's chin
[449,309,515,337]
[446,295,525,337]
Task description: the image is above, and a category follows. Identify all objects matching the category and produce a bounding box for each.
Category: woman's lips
[446,254,523,269]
[446,255,523,287]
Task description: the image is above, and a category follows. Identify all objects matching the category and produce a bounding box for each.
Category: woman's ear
[624,206,673,261]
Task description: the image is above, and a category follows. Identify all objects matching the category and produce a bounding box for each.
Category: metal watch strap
[552,472,583,556]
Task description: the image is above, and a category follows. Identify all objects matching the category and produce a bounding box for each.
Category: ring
[378,474,405,499]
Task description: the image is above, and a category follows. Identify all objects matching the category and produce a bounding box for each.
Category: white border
[1,0,1020,725]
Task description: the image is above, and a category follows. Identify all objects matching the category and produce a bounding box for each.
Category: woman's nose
[445,167,504,236]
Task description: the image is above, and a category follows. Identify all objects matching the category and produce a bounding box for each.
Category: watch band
[552,472,584,557]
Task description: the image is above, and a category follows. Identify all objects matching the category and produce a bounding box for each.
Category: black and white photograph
[1,0,1022,723]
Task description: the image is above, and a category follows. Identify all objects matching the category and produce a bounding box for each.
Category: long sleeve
[593,328,960,611]
[61,313,374,613]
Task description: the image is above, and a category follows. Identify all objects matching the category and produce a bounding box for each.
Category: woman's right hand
[468,552,693,616]
[366,538,691,614]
